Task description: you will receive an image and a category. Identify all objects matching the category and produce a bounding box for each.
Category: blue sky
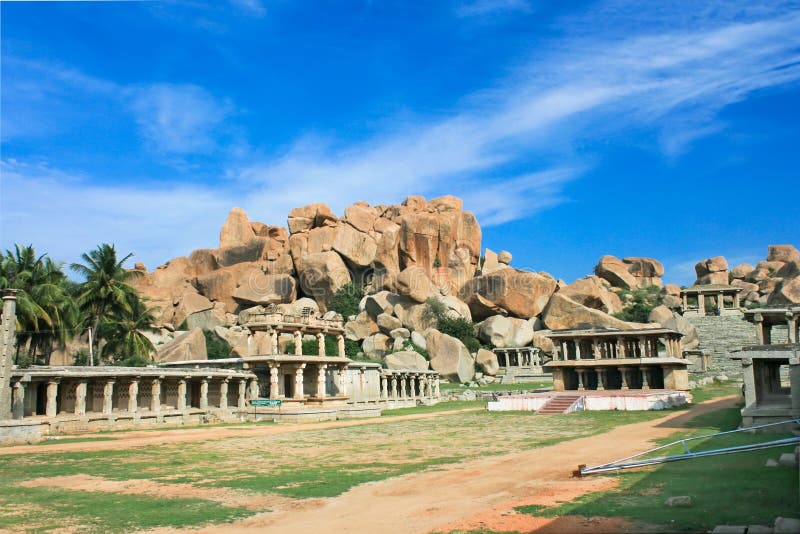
[2,0,799,285]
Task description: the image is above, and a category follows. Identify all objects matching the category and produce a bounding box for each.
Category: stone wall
[686,315,760,376]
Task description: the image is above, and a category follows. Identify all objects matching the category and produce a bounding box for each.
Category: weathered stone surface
[483,248,501,273]
[777,260,800,279]
[560,276,623,315]
[193,268,236,311]
[332,223,378,267]
[532,328,555,354]
[287,203,336,233]
[277,297,320,316]
[459,268,557,319]
[173,291,214,328]
[695,256,729,277]
[648,305,673,325]
[436,295,472,322]
[393,299,436,332]
[212,325,247,348]
[661,312,700,350]
[345,311,379,341]
[232,273,297,305]
[426,329,475,383]
[156,328,207,362]
[746,261,785,282]
[220,207,256,249]
[411,330,427,350]
[385,350,429,371]
[768,278,800,305]
[498,250,512,265]
[396,266,438,303]
[362,333,390,358]
[731,279,759,293]
[476,348,499,376]
[730,263,754,280]
[695,272,730,285]
[623,257,664,278]
[344,204,378,233]
[377,313,403,333]
[298,251,351,311]
[390,327,410,340]
[542,293,635,331]
[478,315,534,348]
[184,304,227,331]
[774,517,800,533]
[767,244,800,263]
[595,255,638,289]
[461,292,508,322]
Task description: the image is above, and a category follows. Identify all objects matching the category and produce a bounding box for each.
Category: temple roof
[547,326,682,339]
[680,284,743,293]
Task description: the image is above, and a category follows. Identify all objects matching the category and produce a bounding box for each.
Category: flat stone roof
[547,327,681,339]
[681,284,743,293]
[11,365,255,380]
[545,357,689,368]
[161,355,353,367]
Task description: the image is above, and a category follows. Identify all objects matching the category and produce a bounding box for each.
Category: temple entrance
[190,382,201,408]
[284,374,293,398]
[35,382,47,415]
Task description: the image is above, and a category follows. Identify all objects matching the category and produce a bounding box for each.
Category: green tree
[0,244,77,364]
[613,285,662,323]
[98,294,158,366]
[70,244,144,362]
[326,282,364,319]
[422,297,482,353]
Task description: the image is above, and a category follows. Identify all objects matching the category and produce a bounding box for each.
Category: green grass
[380,399,486,416]
[39,436,118,445]
[440,380,552,392]
[690,380,743,404]
[515,406,798,532]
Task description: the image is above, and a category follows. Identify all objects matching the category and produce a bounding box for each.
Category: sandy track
[0,408,482,455]
[168,396,738,534]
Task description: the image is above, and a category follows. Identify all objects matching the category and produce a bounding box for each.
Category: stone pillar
[316,364,327,398]
[45,380,59,417]
[753,314,764,344]
[637,337,646,358]
[270,330,279,354]
[575,341,582,360]
[177,379,187,412]
[560,341,567,361]
[337,335,346,357]
[102,380,115,415]
[294,331,303,355]
[595,369,605,391]
[294,364,306,399]
[0,290,20,420]
[317,333,326,356]
[128,379,139,413]
[698,293,706,315]
[391,376,398,399]
[592,339,601,359]
[619,368,629,390]
[617,338,626,358]
[269,364,280,398]
[219,379,229,410]
[734,291,741,309]
[399,375,407,399]
[718,292,725,311]
[199,379,209,410]
[337,366,347,398]
[150,379,161,412]
[238,379,247,410]
[787,317,798,344]
[12,381,25,419]
[380,376,388,399]
[741,358,756,407]
[682,292,688,311]
[640,367,650,391]
[74,380,87,415]
[577,370,585,391]
[434,376,440,397]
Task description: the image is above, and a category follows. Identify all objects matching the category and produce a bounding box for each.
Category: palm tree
[0,245,77,363]
[70,244,143,362]
[99,294,158,366]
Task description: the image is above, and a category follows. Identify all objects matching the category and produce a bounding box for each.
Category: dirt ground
[5,397,737,533]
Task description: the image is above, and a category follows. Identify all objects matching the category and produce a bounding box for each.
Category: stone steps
[537,395,582,414]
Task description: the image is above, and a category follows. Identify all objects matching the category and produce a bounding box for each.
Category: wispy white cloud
[130,83,232,155]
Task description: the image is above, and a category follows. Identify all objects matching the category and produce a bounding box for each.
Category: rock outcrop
[594,255,663,289]
[426,329,475,383]
[459,269,557,319]
[155,328,207,363]
[542,293,636,331]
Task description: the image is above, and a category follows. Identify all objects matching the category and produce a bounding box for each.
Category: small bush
[613,285,662,323]
[422,297,481,353]
[204,331,232,359]
[326,282,364,319]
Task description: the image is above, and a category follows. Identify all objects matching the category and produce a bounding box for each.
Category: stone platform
[248,403,383,423]
[487,389,692,413]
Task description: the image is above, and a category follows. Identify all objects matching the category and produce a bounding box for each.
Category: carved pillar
[338,366,348,398]
[150,379,161,412]
[575,341,582,360]
[616,338,625,358]
[269,364,280,398]
[317,364,327,398]
[317,333,326,356]
[294,331,303,355]
[238,379,247,409]
[619,368,629,390]
[45,380,59,417]
[576,369,585,391]
[595,369,605,391]
[753,314,764,344]
[199,379,209,410]
[734,291,740,309]
[391,376,398,399]
[698,293,706,315]
[219,379,229,410]
[682,292,688,311]
[270,331,279,354]
[12,381,25,419]
[640,368,650,391]
[74,380,87,415]
[434,376,440,397]
[294,365,306,399]
[787,317,798,344]
[128,379,139,413]
[177,379,187,412]
[399,375,407,399]
[248,378,259,400]
[102,379,115,415]
[592,339,601,359]
[380,375,388,399]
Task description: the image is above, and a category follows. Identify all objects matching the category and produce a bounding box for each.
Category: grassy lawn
[440,379,552,392]
[515,406,798,532]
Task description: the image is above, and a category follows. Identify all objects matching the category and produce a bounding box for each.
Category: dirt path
[167,396,738,534]
[0,408,483,455]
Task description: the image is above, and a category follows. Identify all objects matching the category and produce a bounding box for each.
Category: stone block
[664,496,692,507]
[777,453,798,467]
[775,517,800,534]
[711,527,746,534]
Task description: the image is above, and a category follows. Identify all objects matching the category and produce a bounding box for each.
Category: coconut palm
[0,245,78,363]
[70,243,143,361]
[98,294,158,366]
